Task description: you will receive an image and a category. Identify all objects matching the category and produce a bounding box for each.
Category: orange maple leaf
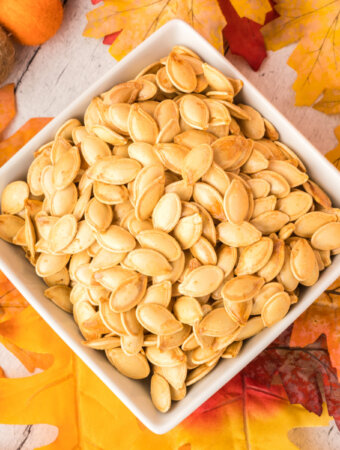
[0,83,15,136]
[290,278,340,379]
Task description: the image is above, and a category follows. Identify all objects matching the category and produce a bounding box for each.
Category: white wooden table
[0,1,339,448]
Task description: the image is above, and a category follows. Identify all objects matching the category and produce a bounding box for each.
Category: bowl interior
[0,20,339,434]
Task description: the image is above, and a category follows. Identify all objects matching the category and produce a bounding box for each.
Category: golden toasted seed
[81,136,111,166]
[235,316,264,340]
[247,178,271,199]
[179,265,224,297]
[253,170,290,198]
[52,146,80,190]
[84,197,113,233]
[222,275,264,302]
[221,341,243,359]
[173,296,203,325]
[173,213,202,249]
[212,135,253,171]
[303,180,332,209]
[198,307,238,337]
[99,301,126,335]
[0,214,24,243]
[217,221,262,247]
[63,220,96,254]
[43,267,70,287]
[157,325,191,351]
[202,63,234,94]
[110,273,147,313]
[50,183,78,216]
[290,238,318,282]
[82,336,121,350]
[165,179,193,201]
[106,348,150,379]
[217,245,237,277]
[97,225,136,253]
[137,229,181,262]
[125,248,172,276]
[121,307,142,336]
[180,95,209,130]
[250,210,289,234]
[155,362,187,391]
[88,156,142,185]
[153,250,185,284]
[238,104,265,140]
[121,331,144,356]
[202,162,230,196]
[155,143,189,175]
[182,144,213,185]
[295,212,336,238]
[136,303,182,335]
[56,118,81,140]
[268,160,308,187]
[224,299,252,326]
[146,345,186,367]
[174,129,216,149]
[277,246,299,292]
[223,179,249,225]
[93,182,128,205]
[135,178,164,221]
[242,149,269,174]
[166,53,197,93]
[88,286,110,305]
[128,103,158,144]
[235,237,273,275]
[152,193,181,233]
[252,282,284,315]
[311,222,340,250]
[185,361,219,386]
[150,373,171,413]
[1,181,29,214]
[193,182,225,221]
[261,291,290,327]
[258,236,285,282]
[128,142,160,167]
[94,265,136,290]
[44,285,72,313]
[190,236,217,265]
[251,195,276,219]
[156,65,177,94]
[49,214,77,253]
[36,253,70,277]
[140,281,172,308]
[27,151,52,196]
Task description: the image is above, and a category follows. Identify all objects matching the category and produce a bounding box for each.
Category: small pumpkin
[0,0,63,46]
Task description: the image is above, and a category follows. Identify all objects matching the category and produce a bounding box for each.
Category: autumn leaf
[314,89,340,114]
[290,279,340,379]
[0,84,15,136]
[0,307,332,450]
[219,0,277,70]
[326,125,340,171]
[0,271,28,324]
[0,117,52,167]
[262,0,340,106]
[229,0,272,24]
[83,0,226,60]
[246,326,340,429]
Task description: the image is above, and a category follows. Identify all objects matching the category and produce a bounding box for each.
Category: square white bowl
[0,20,339,434]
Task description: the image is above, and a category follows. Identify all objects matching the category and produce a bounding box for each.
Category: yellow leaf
[325,125,340,170]
[314,89,340,115]
[230,0,272,24]
[0,306,332,449]
[262,1,340,106]
[83,0,226,60]
[0,83,15,136]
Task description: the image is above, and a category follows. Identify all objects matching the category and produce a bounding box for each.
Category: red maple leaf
[186,326,340,431]
[218,0,278,70]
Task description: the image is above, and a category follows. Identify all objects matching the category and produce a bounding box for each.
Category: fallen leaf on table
[325,125,340,170]
[0,117,52,167]
[0,307,331,450]
[262,0,340,106]
[246,326,340,429]
[0,83,15,136]
[229,0,272,24]
[290,279,340,379]
[314,89,340,115]
[0,271,28,324]
[219,0,277,70]
[83,0,226,60]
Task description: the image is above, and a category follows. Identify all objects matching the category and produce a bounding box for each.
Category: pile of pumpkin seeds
[1,45,340,413]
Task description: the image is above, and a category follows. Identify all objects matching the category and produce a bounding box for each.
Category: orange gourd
[0,0,63,46]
